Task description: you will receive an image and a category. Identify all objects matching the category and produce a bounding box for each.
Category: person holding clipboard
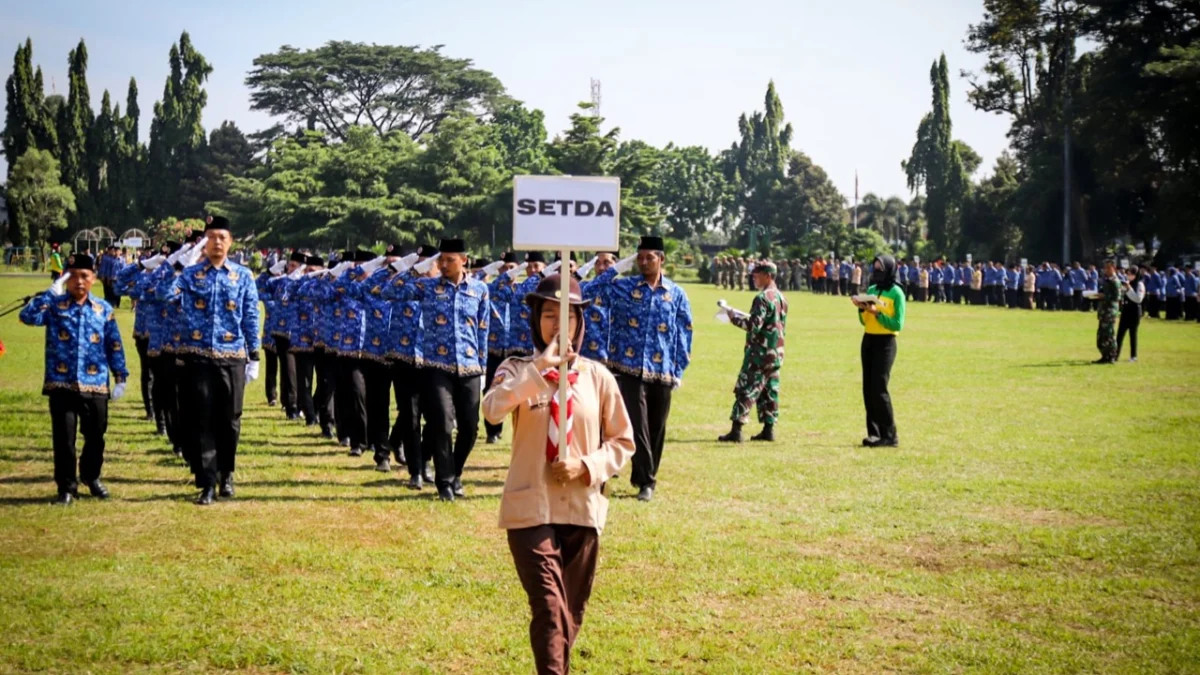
[851,255,906,448]
[483,274,635,675]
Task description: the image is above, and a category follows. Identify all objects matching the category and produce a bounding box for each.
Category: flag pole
[558,248,570,461]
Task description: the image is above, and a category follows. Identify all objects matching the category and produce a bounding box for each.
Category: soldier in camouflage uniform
[718,261,788,443]
[735,257,747,291]
[777,259,791,292]
[711,256,722,287]
[1094,259,1121,364]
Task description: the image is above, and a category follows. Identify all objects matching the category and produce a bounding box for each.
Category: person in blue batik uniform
[261,251,309,419]
[383,238,489,502]
[256,262,282,407]
[482,251,522,445]
[1058,265,1075,311]
[289,255,327,432]
[384,244,438,489]
[20,253,129,505]
[502,251,549,358]
[579,251,618,363]
[312,250,376,457]
[116,241,177,428]
[98,244,124,309]
[167,216,261,506]
[587,236,693,502]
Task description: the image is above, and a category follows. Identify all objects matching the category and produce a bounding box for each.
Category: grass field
[1,273,1198,674]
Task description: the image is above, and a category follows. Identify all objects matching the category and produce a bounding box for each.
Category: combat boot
[718,422,744,443]
[750,423,775,442]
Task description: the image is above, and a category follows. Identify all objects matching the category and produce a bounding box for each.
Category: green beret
[756,262,778,276]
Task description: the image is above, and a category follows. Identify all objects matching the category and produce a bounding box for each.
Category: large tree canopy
[246,42,506,142]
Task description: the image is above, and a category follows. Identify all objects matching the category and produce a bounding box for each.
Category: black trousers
[484,353,506,440]
[1166,296,1182,320]
[1117,308,1141,360]
[1075,290,1086,312]
[1060,294,1074,311]
[365,359,394,459]
[336,355,369,450]
[264,346,278,404]
[616,374,673,490]
[274,335,298,415]
[293,350,317,423]
[861,334,898,444]
[423,369,481,486]
[1145,294,1160,318]
[183,357,246,489]
[134,336,156,420]
[151,354,182,452]
[313,347,337,431]
[101,280,121,308]
[48,391,108,494]
[390,360,425,477]
[1186,297,1199,322]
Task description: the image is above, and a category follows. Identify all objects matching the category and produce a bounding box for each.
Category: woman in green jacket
[851,255,906,447]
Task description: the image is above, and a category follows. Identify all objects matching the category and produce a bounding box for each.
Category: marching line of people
[20,226,695,507]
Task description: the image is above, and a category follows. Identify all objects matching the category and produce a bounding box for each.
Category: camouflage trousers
[1097,316,1118,361]
[730,365,780,425]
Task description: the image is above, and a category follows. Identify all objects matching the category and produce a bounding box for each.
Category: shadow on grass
[122,492,435,503]
[1015,359,1099,368]
[0,496,55,505]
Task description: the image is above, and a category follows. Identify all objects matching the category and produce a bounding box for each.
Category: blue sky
[2,0,1012,203]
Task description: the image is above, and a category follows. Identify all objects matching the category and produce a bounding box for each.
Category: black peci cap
[525,251,546,264]
[474,258,491,269]
[290,251,308,264]
[355,250,377,263]
[164,241,181,253]
[501,251,519,264]
[67,253,95,271]
[554,252,578,263]
[306,255,325,267]
[186,229,204,244]
[205,215,231,232]
[638,236,665,252]
[417,244,439,258]
[385,243,407,256]
[439,238,466,254]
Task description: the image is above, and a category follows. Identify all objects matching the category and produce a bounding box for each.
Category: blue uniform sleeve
[18,291,54,327]
[672,288,693,381]
[477,287,490,370]
[105,307,129,379]
[241,274,261,355]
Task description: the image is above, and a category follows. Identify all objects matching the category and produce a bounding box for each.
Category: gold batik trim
[173,346,248,360]
[606,361,678,385]
[43,381,110,396]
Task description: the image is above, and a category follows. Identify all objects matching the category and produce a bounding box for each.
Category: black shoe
[865,438,899,448]
[452,476,465,498]
[144,412,155,421]
[340,437,351,447]
[422,465,435,484]
[437,485,456,502]
[156,425,167,436]
[173,446,184,458]
[268,398,278,407]
[406,475,424,490]
[750,424,775,442]
[53,492,74,506]
[486,434,500,445]
[194,487,216,506]
[1093,358,1113,365]
[305,421,318,429]
[718,423,744,443]
[862,437,880,447]
[219,474,235,498]
[321,427,334,440]
[375,458,391,472]
[636,486,654,502]
[86,480,109,499]
[348,446,363,458]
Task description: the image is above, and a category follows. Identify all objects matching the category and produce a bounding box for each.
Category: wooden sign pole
[557,248,571,461]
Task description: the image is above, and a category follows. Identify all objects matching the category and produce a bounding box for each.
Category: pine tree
[57,39,95,231]
[904,54,967,253]
[146,32,212,219]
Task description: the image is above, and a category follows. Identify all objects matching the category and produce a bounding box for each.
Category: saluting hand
[533,336,576,372]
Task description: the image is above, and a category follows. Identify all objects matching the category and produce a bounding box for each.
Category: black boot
[437,484,456,502]
[750,424,775,442]
[718,422,744,443]
[195,487,216,506]
[53,492,75,506]
[86,479,110,499]
[219,473,235,498]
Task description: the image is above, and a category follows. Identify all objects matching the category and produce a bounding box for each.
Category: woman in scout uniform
[482,274,634,675]
[851,254,906,448]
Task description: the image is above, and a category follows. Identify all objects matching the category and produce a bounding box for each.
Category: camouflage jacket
[1098,275,1121,321]
[732,286,787,370]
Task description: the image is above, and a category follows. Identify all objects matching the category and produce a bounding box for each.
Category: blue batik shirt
[589,268,693,385]
[288,276,321,353]
[1185,271,1199,297]
[1059,272,1074,295]
[116,263,151,338]
[20,291,129,396]
[580,276,611,362]
[504,275,543,356]
[385,275,423,365]
[383,270,490,377]
[329,270,370,357]
[262,275,300,340]
[168,259,261,361]
[256,272,278,351]
[486,276,513,357]
[347,267,395,363]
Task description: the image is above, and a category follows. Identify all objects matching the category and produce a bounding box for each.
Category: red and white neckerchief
[542,368,579,463]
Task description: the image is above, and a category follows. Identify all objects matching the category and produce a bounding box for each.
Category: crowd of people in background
[711,254,1200,324]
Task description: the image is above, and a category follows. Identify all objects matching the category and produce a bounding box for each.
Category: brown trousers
[508,524,599,675]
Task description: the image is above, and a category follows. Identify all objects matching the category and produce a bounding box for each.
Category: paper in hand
[852,294,879,304]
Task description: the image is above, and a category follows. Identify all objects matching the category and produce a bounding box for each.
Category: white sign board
[1020,258,1028,267]
[966,253,973,263]
[123,237,143,248]
[1120,258,1130,270]
[512,176,620,251]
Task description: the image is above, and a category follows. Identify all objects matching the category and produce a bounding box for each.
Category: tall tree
[146,32,213,219]
[903,54,970,253]
[415,114,507,247]
[652,144,727,239]
[3,39,57,243]
[722,81,795,251]
[114,77,144,232]
[7,147,75,248]
[193,121,254,208]
[489,100,553,175]
[246,42,505,142]
[57,39,95,231]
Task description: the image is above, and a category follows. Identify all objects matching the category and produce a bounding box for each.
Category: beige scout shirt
[483,356,635,534]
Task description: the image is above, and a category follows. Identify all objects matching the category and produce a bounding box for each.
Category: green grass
[1,273,1198,674]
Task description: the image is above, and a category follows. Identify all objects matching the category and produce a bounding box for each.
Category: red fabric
[541,368,579,463]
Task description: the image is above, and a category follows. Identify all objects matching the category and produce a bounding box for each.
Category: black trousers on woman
[861,334,898,445]
[1117,306,1141,360]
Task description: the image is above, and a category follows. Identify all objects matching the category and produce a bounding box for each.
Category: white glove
[545,260,562,275]
[413,253,440,274]
[331,261,353,276]
[182,238,207,267]
[141,254,166,271]
[305,268,327,277]
[50,271,70,295]
[361,256,386,274]
[482,260,505,276]
[269,260,287,275]
[673,379,683,391]
[505,262,528,280]
[167,243,191,266]
[288,267,305,280]
[111,381,126,400]
[245,360,260,382]
[614,253,638,275]
[577,256,598,278]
